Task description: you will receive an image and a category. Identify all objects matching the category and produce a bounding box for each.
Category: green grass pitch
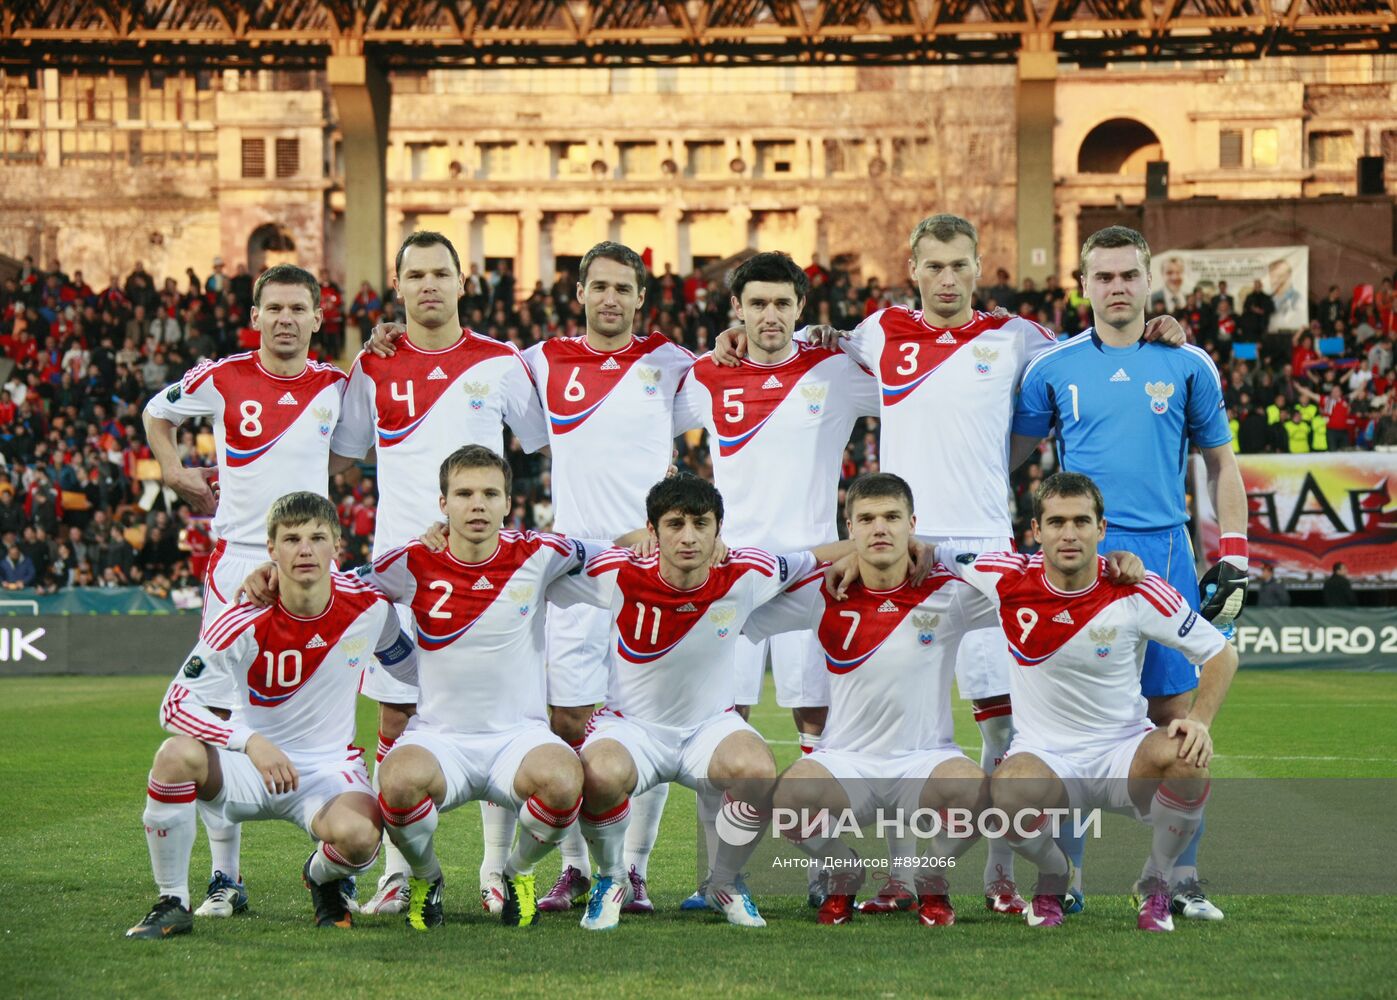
[1,670,1395,999]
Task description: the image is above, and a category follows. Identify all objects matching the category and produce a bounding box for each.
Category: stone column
[327,54,390,357]
[1016,45,1058,285]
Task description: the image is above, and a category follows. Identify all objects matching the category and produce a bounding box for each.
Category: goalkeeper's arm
[1200,444,1249,626]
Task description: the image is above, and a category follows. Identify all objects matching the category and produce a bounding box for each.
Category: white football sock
[623,782,670,880]
[371,759,411,880]
[479,801,518,882]
[508,795,581,876]
[1144,782,1208,884]
[379,793,442,882]
[976,708,1017,890]
[144,776,197,907]
[199,802,241,882]
[711,792,768,891]
[307,839,378,884]
[579,798,630,880]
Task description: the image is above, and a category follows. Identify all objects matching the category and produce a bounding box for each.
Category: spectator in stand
[1241,279,1275,340]
[205,256,228,296]
[1323,562,1356,607]
[0,543,35,590]
[1322,384,1352,451]
[1318,285,1346,335]
[1254,562,1290,607]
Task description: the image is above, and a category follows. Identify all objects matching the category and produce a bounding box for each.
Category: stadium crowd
[1,251,1394,591]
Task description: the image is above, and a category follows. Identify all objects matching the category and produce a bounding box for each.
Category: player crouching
[553,476,852,930]
[358,447,597,930]
[127,493,416,939]
[945,473,1238,931]
[755,474,1001,927]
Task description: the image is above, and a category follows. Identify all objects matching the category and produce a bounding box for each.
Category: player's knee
[330,817,382,865]
[377,747,433,806]
[530,749,584,809]
[772,770,824,816]
[989,762,1037,813]
[153,735,206,782]
[711,739,776,786]
[580,750,632,803]
[1161,756,1210,785]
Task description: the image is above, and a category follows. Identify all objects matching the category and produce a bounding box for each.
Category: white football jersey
[844,308,1057,537]
[942,547,1227,756]
[523,333,702,537]
[361,532,593,734]
[746,563,993,755]
[678,344,878,550]
[159,571,411,758]
[331,332,548,555]
[144,353,347,548]
[548,546,815,730]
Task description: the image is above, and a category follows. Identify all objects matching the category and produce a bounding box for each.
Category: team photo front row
[128,448,1237,939]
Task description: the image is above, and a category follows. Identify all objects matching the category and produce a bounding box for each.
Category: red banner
[1199,454,1397,582]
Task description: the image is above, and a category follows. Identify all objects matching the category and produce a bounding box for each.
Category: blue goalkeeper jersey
[1012,330,1232,532]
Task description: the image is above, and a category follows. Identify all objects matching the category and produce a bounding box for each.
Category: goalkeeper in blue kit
[1009,226,1249,921]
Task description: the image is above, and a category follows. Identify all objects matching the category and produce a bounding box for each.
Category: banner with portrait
[1195,453,1397,583]
[1150,246,1309,333]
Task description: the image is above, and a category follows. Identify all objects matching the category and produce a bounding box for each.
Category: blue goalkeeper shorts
[1101,523,1201,699]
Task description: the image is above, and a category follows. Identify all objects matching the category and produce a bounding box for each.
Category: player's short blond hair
[908,214,979,262]
[266,491,340,541]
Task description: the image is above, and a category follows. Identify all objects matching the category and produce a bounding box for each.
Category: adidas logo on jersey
[600,356,621,371]
[1052,610,1074,625]
[877,599,898,613]
[1110,368,1131,383]
[306,634,328,649]
[676,602,697,612]
[278,392,298,405]
[427,366,448,381]
[471,576,493,591]
[936,332,957,345]
[761,375,783,390]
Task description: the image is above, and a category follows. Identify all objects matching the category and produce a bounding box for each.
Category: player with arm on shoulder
[1009,226,1247,918]
[125,493,415,940]
[944,473,1237,931]
[547,475,850,930]
[140,264,347,919]
[359,240,701,914]
[358,446,597,930]
[750,473,999,927]
[328,231,549,916]
[675,251,879,910]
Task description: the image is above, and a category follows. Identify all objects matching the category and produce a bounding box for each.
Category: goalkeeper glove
[1199,561,1248,628]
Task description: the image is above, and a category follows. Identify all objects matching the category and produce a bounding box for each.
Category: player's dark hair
[729,252,809,303]
[1079,226,1152,279]
[1033,472,1106,523]
[252,263,320,309]
[646,474,723,529]
[395,230,462,279]
[908,214,979,261]
[439,444,512,498]
[266,491,340,541]
[844,472,915,521]
[579,241,647,293]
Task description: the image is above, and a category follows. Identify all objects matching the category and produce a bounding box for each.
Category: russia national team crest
[1089,626,1116,659]
[636,365,661,396]
[800,383,828,415]
[912,612,939,646]
[508,584,535,616]
[973,346,998,375]
[1145,381,1174,414]
[312,405,333,437]
[342,637,367,670]
[463,381,490,410]
[709,604,737,638]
